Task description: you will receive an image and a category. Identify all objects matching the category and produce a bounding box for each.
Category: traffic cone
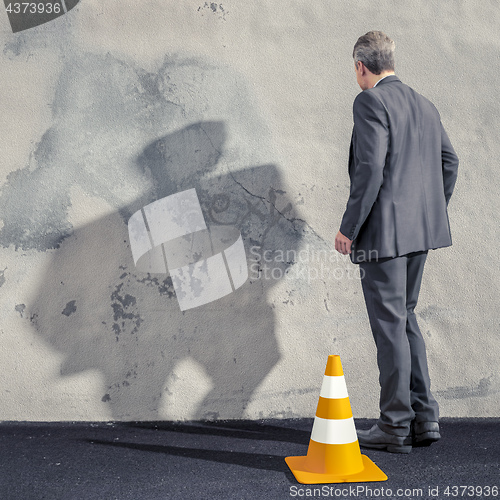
[285,355,388,484]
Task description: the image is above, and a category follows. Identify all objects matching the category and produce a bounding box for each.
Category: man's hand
[335,230,353,255]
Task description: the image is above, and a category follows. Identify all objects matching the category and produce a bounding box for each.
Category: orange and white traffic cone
[285,355,388,484]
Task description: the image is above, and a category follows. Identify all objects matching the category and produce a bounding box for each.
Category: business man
[335,31,459,453]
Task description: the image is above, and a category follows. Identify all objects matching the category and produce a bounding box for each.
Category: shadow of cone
[285,355,388,484]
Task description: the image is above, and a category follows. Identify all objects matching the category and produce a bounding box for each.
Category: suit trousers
[359,251,439,437]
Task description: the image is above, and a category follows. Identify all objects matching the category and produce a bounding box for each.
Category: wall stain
[418,305,466,322]
[437,375,498,399]
[0,52,183,251]
[15,303,26,318]
[62,300,77,316]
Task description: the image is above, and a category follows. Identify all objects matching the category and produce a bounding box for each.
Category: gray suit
[340,75,458,264]
[340,75,459,436]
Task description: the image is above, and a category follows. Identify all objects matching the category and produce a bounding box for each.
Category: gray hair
[353,31,395,75]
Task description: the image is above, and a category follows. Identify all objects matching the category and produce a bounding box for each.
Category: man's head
[353,31,395,90]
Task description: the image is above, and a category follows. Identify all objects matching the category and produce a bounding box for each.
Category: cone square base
[285,453,388,484]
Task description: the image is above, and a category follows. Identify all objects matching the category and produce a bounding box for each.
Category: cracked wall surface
[0,1,498,421]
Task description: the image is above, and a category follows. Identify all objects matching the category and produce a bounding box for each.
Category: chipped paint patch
[62,300,77,316]
[110,283,143,339]
[197,2,227,20]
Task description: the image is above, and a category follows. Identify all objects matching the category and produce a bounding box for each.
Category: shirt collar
[373,74,395,87]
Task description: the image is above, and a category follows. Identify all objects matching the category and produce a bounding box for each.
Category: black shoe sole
[413,431,441,447]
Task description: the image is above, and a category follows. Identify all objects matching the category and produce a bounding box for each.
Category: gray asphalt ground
[0,418,498,500]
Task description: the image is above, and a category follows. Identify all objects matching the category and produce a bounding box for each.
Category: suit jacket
[339,75,459,264]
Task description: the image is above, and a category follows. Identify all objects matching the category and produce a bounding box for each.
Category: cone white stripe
[319,375,349,399]
[310,416,358,445]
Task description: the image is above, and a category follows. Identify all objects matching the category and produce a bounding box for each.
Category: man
[335,31,459,453]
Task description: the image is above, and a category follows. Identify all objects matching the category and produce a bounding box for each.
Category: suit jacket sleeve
[440,121,459,205]
[339,90,389,241]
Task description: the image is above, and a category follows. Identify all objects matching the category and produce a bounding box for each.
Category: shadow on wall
[27,122,306,420]
[0,49,309,420]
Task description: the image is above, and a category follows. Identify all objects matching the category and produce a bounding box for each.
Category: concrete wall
[0,1,498,421]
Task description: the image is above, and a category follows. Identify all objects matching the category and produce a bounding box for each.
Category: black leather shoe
[357,424,412,454]
[411,421,440,447]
